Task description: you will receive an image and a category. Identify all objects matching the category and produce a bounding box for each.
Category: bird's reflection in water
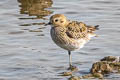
[17,0,53,35]
[18,0,53,19]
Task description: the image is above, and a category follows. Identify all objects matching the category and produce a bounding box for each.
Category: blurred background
[0,0,120,80]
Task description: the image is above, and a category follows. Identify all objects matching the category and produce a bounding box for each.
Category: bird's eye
[61,21,64,23]
[55,19,58,22]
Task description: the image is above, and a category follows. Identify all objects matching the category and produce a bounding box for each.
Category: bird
[46,14,99,70]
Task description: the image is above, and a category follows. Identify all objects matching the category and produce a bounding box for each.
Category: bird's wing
[66,21,88,39]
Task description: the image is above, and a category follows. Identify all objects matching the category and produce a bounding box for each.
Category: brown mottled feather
[66,21,88,39]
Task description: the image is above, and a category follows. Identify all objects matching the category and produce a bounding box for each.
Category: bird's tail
[87,25,99,37]
[94,25,99,30]
[87,25,99,33]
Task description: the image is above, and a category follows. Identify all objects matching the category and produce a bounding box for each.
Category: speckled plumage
[48,14,99,69]
[50,14,98,51]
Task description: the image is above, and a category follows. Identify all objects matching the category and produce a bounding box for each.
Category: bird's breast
[50,27,88,51]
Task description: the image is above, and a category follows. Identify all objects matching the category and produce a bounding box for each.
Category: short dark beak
[44,22,51,26]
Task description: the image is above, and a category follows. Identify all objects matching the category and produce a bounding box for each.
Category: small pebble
[69,76,80,80]
[61,72,72,76]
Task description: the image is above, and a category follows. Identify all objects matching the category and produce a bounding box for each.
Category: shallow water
[0,0,120,80]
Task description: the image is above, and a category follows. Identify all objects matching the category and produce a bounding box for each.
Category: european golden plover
[46,14,99,70]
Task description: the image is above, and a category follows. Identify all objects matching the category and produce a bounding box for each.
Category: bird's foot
[68,65,78,72]
[58,65,78,76]
[60,71,72,76]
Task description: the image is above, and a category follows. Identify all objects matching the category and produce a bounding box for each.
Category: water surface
[0,0,120,80]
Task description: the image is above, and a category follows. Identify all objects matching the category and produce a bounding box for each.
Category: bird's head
[46,14,68,27]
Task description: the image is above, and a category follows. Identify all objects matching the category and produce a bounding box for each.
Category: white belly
[56,39,87,51]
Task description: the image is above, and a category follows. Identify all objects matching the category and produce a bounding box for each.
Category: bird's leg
[68,51,78,71]
[68,51,72,68]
